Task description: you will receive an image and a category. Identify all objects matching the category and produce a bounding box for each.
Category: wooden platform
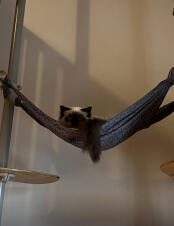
[160,160,174,178]
[0,168,59,184]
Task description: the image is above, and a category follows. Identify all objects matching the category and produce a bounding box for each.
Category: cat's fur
[59,106,106,162]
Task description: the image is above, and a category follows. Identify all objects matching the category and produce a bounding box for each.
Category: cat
[59,105,107,162]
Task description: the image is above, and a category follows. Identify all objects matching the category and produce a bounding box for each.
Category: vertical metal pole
[0,0,26,224]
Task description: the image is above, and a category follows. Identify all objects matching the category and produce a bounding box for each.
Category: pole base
[0,168,59,184]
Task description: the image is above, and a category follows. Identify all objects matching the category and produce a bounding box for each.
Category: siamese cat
[59,106,106,162]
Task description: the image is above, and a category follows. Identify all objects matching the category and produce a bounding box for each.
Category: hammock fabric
[1,67,174,151]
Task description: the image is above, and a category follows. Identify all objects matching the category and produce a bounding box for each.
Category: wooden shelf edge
[0,168,59,184]
[160,160,174,178]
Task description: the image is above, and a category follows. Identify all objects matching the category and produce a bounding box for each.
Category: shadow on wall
[0,0,16,71]
[8,0,174,225]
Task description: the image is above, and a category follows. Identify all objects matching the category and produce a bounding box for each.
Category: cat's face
[59,106,92,128]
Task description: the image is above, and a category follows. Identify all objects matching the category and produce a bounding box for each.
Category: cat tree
[0,1,59,224]
[0,0,173,224]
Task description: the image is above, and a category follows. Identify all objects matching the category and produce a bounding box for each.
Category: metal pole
[0,0,26,224]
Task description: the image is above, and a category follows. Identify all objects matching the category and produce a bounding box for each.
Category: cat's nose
[72,117,79,126]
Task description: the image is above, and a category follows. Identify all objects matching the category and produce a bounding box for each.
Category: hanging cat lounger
[0,68,174,160]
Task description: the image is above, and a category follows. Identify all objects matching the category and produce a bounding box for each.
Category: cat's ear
[60,105,71,118]
[81,106,92,117]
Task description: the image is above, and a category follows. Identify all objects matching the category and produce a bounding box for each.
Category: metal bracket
[0,173,16,183]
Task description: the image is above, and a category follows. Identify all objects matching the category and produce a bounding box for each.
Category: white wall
[1,0,174,226]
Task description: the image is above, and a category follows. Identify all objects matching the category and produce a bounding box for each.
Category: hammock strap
[100,77,173,150]
[148,101,174,126]
[1,82,83,147]
[17,95,83,146]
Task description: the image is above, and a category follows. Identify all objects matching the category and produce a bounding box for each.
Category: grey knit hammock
[1,67,174,151]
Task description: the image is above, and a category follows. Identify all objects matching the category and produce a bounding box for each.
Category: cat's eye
[65,116,72,121]
[67,116,73,120]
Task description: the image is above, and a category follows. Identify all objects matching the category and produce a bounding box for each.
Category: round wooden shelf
[0,168,59,184]
[160,160,174,178]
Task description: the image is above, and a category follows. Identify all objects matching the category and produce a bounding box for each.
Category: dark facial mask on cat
[59,106,92,128]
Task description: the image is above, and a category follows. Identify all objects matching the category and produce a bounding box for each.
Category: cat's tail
[85,124,102,163]
[87,142,101,163]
